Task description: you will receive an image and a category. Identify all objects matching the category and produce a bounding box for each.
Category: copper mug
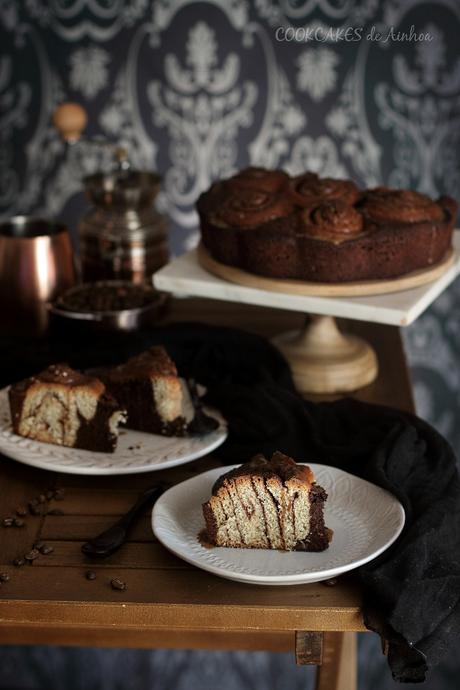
[0,216,77,336]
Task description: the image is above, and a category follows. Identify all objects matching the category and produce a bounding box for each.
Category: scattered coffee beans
[59,282,157,313]
[2,518,13,527]
[111,578,127,591]
[24,549,40,562]
[28,500,41,515]
[85,571,97,581]
[0,573,10,582]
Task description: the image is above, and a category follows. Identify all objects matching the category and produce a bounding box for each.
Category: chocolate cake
[9,364,126,452]
[100,346,187,436]
[202,452,331,551]
[197,168,458,282]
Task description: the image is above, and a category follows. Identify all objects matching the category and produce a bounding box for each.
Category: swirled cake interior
[9,364,126,453]
[202,452,331,551]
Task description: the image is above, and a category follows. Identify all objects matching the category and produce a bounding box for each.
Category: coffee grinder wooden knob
[53,102,88,143]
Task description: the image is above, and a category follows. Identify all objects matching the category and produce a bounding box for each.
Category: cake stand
[153,232,460,395]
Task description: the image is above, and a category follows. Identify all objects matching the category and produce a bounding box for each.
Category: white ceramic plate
[0,387,227,475]
[152,464,405,585]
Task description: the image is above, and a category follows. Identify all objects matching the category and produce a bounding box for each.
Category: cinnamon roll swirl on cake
[202,452,331,551]
[360,188,445,224]
[197,167,457,282]
[199,184,294,265]
[300,200,364,242]
[9,365,126,452]
[288,172,360,207]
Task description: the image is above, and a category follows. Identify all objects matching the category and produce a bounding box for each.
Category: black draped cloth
[2,322,460,683]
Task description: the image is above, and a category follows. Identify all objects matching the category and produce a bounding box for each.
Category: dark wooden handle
[81,485,165,558]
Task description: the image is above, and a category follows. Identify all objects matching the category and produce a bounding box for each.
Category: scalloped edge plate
[0,387,227,475]
[152,464,405,585]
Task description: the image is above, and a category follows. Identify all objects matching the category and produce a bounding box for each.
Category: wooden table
[0,299,414,690]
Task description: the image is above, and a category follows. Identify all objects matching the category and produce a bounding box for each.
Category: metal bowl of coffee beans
[49,280,167,332]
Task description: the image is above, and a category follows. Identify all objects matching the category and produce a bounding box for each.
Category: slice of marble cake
[100,346,187,436]
[9,364,126,453]
[203,452,331,551]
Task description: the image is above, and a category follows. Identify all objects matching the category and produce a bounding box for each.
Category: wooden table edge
[0,600,366,632]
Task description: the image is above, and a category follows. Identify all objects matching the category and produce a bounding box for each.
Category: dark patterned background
[1,1,460,688]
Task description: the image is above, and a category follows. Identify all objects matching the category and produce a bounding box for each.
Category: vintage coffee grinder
[53,103,169,284]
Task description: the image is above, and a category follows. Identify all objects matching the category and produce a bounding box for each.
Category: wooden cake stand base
[197,244,453,394]
[273,315,378,394]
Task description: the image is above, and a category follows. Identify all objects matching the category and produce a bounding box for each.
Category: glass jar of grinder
[54,103,169,284]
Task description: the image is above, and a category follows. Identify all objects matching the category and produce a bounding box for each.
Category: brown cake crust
[104,346,178,381]
[199,168,457,283]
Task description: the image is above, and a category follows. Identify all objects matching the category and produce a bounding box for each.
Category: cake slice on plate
[202,452,331,551]
[100,346,187,436]
[9,364,126,453]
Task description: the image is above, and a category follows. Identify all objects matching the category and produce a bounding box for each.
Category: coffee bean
[40,545,54,555]
[46,491,54,500]
[2,518,13,527]
[85,570,97,581]
[110,578,127,591]
[28,500,41,515]
[15,507,27,517]
[38,494,46,504]
[0,573,10,582]
[24,549,40,561]
[34,541,45,550]
[13,558,25,567]
[48,509,64,516]
[13,518,24,528]
[54,489,65,501]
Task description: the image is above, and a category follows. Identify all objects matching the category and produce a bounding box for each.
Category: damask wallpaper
[1,1,460,689]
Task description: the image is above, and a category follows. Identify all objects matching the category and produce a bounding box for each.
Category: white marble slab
[154,231,460,327]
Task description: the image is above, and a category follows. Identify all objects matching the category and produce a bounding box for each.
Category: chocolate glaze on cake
[198,168,457,283]
[211,452,314,493]
[202,452,331,552]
